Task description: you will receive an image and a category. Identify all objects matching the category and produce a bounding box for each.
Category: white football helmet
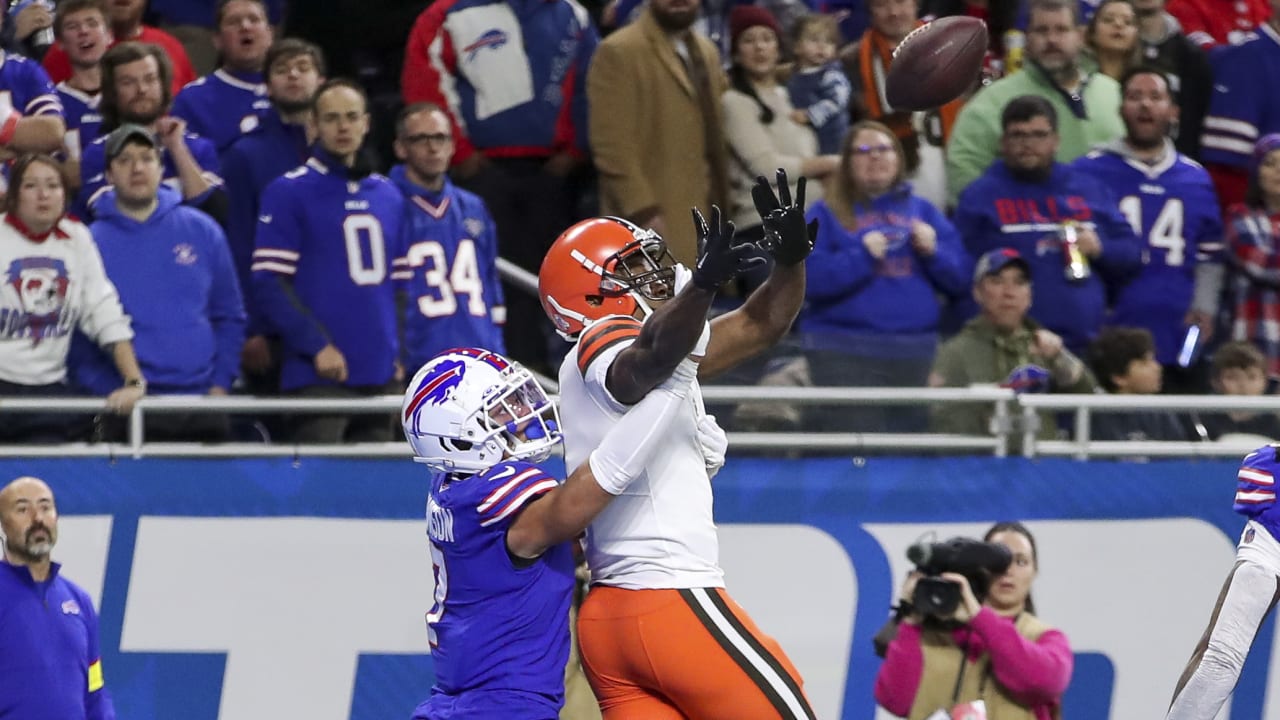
[402,347,561,473]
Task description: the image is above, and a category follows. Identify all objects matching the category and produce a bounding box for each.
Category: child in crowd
[1089,327,1191,442]
[1201,341,1280,440]
[787,14,851,155]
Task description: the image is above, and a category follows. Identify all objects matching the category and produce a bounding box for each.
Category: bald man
[0,476,116,720]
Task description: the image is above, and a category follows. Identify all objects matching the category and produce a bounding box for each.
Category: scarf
[857,25,963,154]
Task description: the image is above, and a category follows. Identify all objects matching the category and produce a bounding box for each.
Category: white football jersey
[558,317,724,590]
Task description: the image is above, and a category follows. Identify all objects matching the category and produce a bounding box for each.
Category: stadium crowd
[1,0,1279,445]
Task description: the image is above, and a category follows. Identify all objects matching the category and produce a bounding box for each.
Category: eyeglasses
[404,133,453,146]
[1005,129,1055,142]
[852,143,894,157]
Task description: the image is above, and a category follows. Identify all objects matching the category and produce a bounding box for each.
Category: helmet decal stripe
[404,359,468,421]
[570,248,607,276]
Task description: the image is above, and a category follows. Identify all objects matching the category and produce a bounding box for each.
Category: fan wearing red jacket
[1167,0,1270,47]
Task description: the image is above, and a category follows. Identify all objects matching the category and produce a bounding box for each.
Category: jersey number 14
[1120,196,1186,266]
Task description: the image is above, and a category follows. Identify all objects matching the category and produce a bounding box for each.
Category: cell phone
[1177,325,1201,368]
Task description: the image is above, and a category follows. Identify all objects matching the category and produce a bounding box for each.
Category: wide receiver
[402,345,699,719]
[538,169,820,719]
[1167,444,1280,718]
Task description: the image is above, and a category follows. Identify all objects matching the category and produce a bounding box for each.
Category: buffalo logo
[403,359,468,421]
[464,218,485,238]
[61,599,81,615]
[1002,364,1051,394]
[463,29,508,62]
[3,256,70,345]
[174,243,198,266]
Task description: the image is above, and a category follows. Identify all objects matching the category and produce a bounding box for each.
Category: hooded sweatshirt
[799,187,971,356]
[71,185,245,394]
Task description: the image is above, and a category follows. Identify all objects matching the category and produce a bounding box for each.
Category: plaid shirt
[1227,203,1280,377]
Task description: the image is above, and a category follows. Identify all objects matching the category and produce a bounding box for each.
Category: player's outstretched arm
[507,358,699,559]
[698,169,813,379]
[605,206,762,405]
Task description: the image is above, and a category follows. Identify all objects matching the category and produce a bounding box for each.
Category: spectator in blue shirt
[53,0,111,190]
[0,475,116,720]
[222,38,323,396]
[71,124,246,442]
[393,102,507,373]
[800,120,971,432]
[953,94,1142,355]
[252,80,409,443]
[171,0,274,153]
[75,42,223,223]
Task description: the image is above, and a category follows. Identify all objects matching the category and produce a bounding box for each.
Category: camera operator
[875,522,1073,720]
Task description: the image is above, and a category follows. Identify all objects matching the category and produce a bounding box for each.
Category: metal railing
[1017,394,1280,459]
[0,387,1018,458]
[5,389,1280,459]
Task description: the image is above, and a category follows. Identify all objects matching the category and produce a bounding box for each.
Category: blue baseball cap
[973,247,1030,284]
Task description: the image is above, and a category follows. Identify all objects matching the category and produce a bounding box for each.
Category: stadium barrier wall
[1,455,1270,720]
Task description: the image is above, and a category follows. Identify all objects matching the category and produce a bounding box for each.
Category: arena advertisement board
[0,455,1266,719]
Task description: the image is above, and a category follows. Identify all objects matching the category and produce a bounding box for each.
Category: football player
[1167,444,1280,719]
[538,169,820,719]
[402,344,698,720]
[1072,67,1223,388]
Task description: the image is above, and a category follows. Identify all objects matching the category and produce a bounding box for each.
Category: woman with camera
[875,523,1073,720]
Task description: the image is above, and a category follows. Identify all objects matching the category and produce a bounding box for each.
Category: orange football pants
[576,586,817,720]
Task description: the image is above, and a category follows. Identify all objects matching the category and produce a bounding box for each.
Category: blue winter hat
[1253,134,1280,171]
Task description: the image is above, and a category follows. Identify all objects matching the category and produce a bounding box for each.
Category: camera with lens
[907,536,1012,620]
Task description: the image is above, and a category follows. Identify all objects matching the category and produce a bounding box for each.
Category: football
[885,16,988,111]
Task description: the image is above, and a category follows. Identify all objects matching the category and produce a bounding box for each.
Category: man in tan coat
[587,0,729,265]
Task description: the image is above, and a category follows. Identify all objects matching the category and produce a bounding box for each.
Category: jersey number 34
[408,239,487,318]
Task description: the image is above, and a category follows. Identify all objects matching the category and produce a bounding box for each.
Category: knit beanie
[728,5,781,49]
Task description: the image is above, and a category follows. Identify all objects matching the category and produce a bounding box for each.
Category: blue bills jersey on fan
[170,69,271,152]
[1201,25,1280,170]
[1073,146,1223,364]
[390,165,506,373]
[414,459,573,720]
[55,83,100,161]
[251,151,410,391]
[0,51,61,119]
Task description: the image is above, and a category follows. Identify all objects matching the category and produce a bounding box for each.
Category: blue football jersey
[1073,145,1223,364]
[1235,445,1280,543]
[418,459,572,720]
[171,69,271,153]
[1201,24,1280,170]
[76,130,223,221]
[390,166,506,373]
[0,50,61,119]
[251,151,410,391]
[55,83,102,161]
[222,111,311,334]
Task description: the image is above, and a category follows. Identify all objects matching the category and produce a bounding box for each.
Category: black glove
[690,205,766,290]
[752,168,819,267]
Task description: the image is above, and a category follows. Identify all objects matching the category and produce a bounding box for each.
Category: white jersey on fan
[559,314,724,590]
